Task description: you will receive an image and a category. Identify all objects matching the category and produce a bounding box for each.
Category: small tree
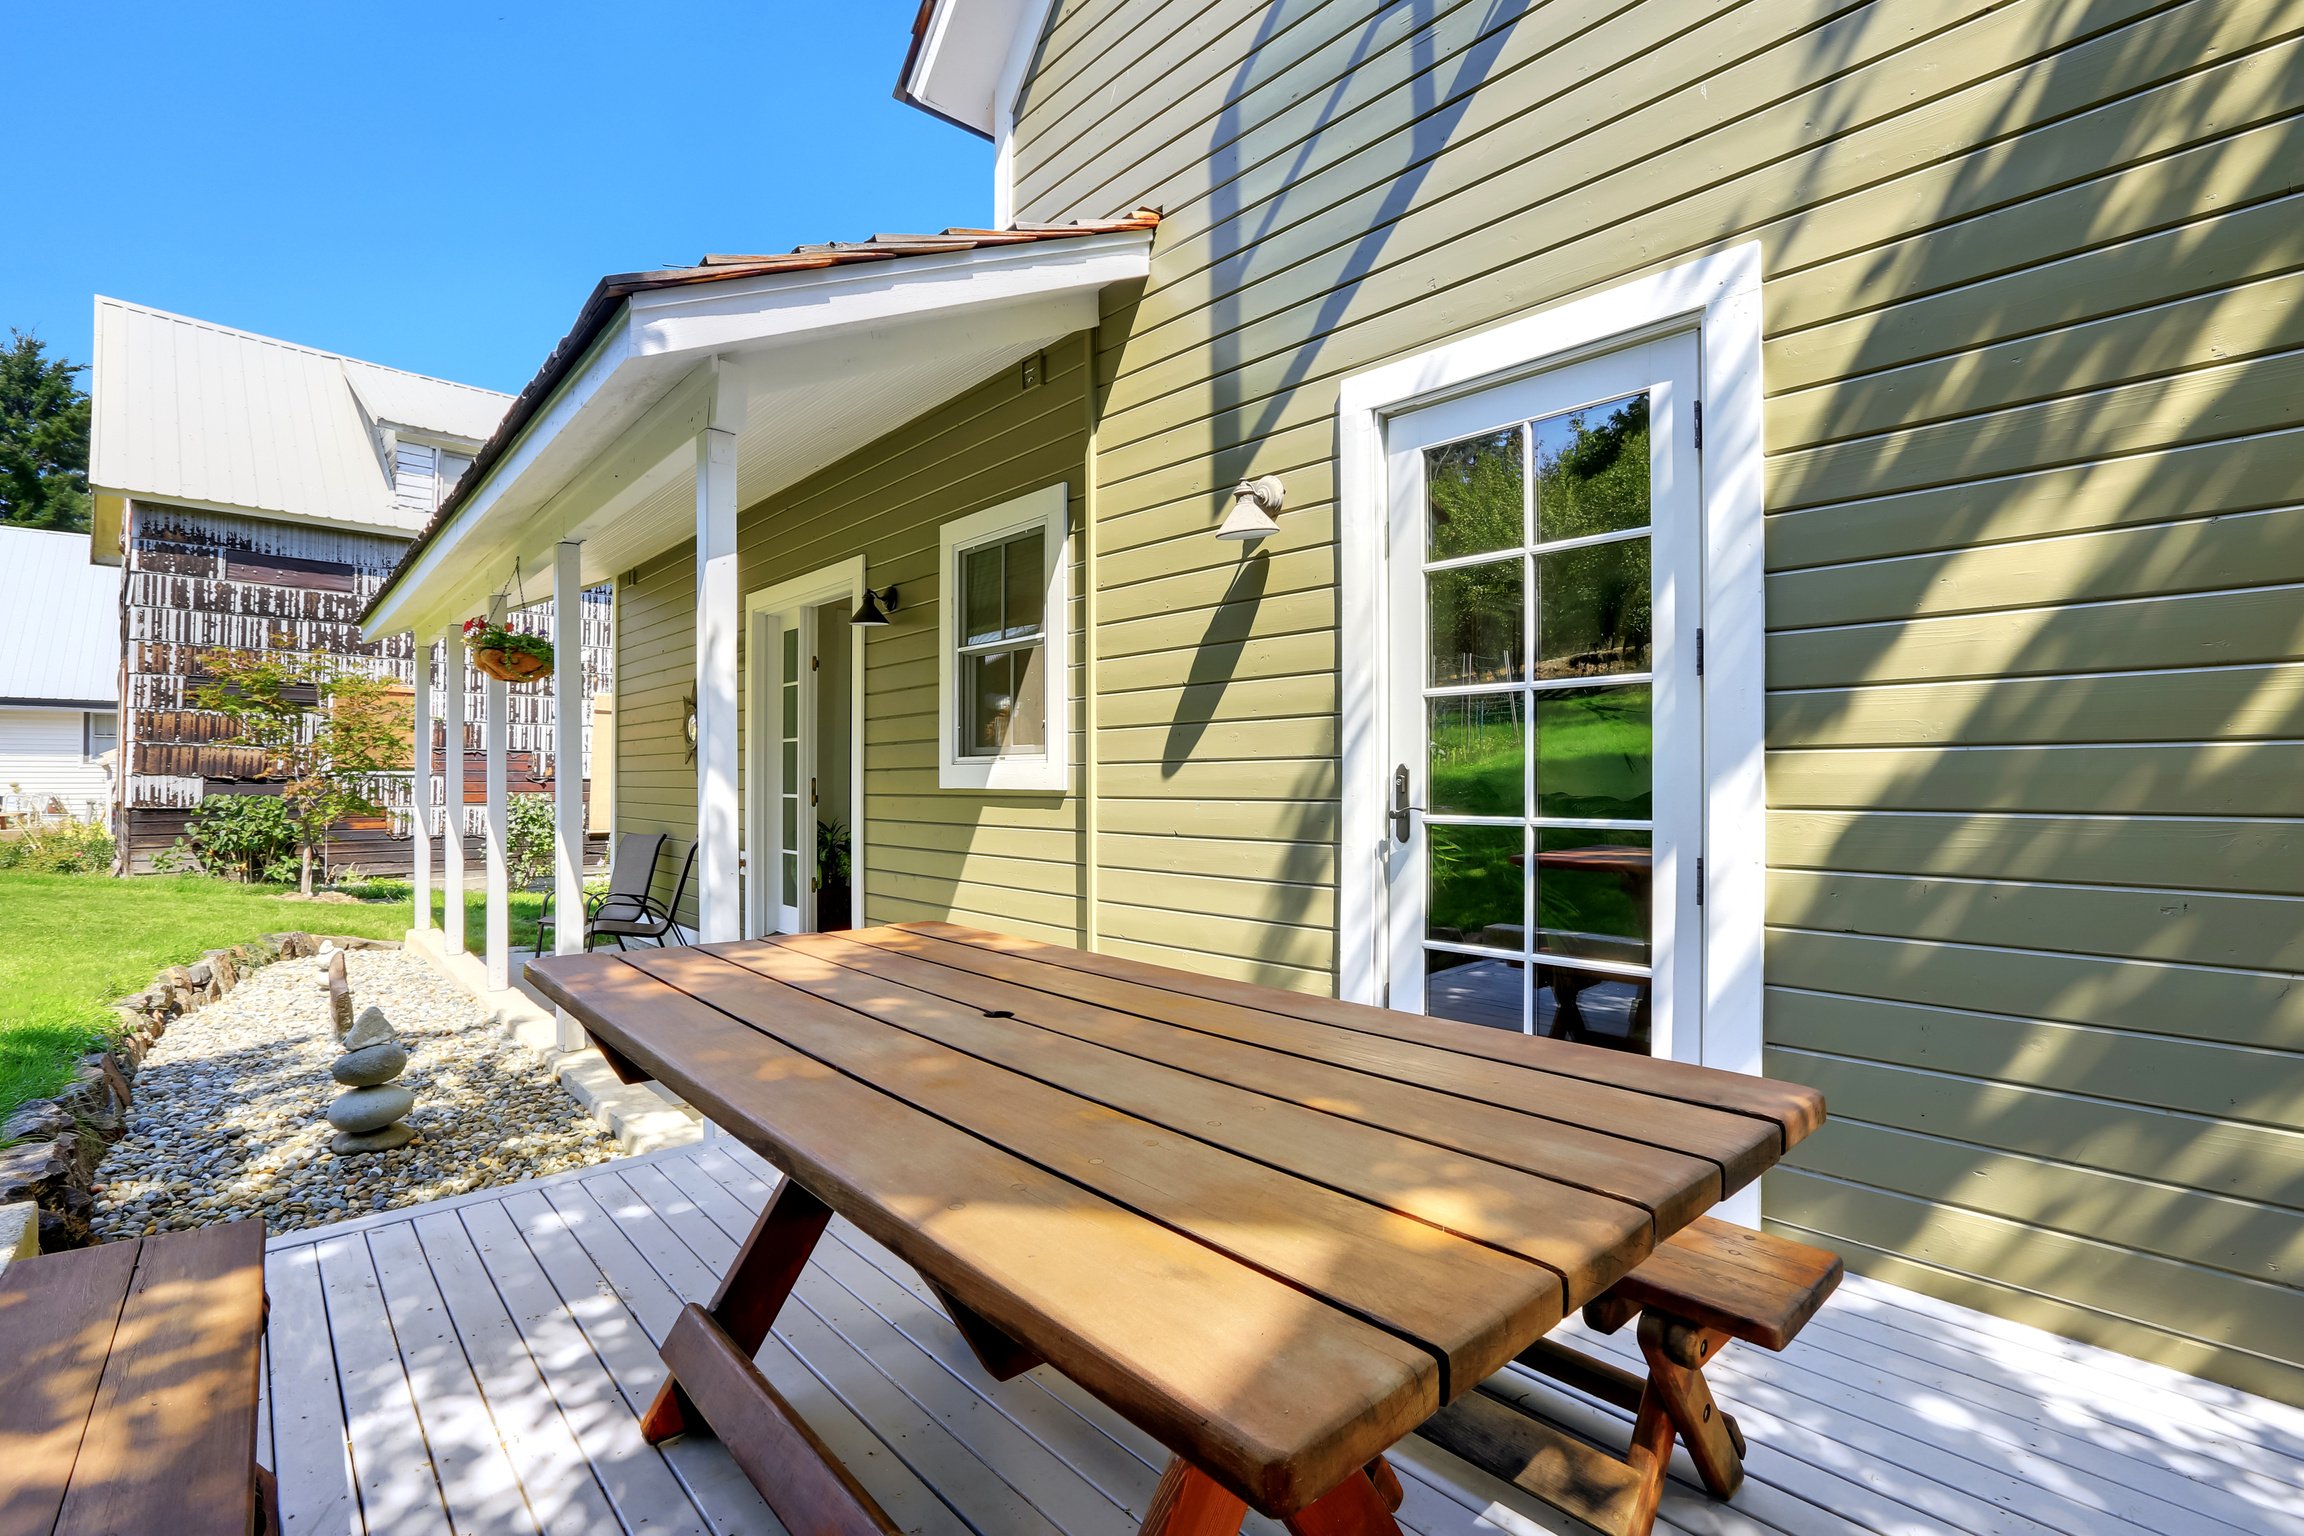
[190,635,408,895]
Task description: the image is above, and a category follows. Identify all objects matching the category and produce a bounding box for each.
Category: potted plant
[816,819,853,931]
[462,617,554,682]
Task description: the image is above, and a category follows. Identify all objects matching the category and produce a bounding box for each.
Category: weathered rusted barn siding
[118,502,613,876]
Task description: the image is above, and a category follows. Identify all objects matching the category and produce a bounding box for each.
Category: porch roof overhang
[362,215,1155,641]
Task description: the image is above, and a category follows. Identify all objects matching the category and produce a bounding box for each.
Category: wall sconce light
[850,585,899,627]
[1216,475,1285,542]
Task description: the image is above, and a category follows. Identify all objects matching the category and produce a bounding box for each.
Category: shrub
[0,816,115,874]
[177,794,300,884]
[508,795,557,888]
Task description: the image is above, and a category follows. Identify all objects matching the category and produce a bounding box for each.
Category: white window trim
[937,484,1071,793]
[1335,244,1766,1091]
[84,710,117,762]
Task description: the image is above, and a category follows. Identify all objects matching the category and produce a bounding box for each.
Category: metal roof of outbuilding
[0,527,121,707]
[87,297,511,545]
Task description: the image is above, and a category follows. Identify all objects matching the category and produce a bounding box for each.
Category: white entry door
[1382,332,1703,1058]
[757,605,814,936]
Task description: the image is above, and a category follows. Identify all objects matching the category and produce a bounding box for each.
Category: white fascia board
[364,320,639,639]
[906,0,1043,135]
[624,233,1149,359]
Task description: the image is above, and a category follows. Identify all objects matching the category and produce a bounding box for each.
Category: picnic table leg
[1638,1312,1744,1498]
[1364,1455,1405,1512]
[1281,1463,1407,1535]
[640,1173,834,1442]
[1140,1458,1247,1535]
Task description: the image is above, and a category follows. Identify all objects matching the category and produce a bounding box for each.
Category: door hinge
[1695,627,1704,676]
[1692,400,1703,450]
[1695,856,1705,907]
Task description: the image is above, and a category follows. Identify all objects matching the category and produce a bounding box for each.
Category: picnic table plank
[907,922,1824,1159]
[629,942,1561,1390]
[874,925,1781,1190]
[49,1220,267,1536]
[528,949,1442,1514]
[0,1237,142,1536]
[764,931,1657,1304]
[845,926,1726,1227]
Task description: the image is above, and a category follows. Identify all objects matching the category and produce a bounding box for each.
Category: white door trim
[744,555,867,938]
[1335,244,1765,1087]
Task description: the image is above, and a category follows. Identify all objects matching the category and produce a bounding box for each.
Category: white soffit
[366,229,1151,641]
[903,0,1046,135]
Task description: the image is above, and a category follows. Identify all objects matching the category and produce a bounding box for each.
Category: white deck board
[265,1142,2304,1536]
[365,1220,540,1535]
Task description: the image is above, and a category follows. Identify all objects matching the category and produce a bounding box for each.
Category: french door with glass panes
[760,607,812,936]
[1383,332,1702,1058]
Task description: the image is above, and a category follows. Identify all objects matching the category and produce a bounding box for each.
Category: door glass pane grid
[779,626,802,915]
[1420,392,1656,1043]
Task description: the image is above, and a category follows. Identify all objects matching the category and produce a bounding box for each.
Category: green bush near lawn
[0,871,546,1129]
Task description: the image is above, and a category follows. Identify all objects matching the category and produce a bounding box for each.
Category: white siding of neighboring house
[0,707,113,818]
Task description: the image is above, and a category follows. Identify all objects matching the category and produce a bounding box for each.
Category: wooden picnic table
[529,922,1822,1536]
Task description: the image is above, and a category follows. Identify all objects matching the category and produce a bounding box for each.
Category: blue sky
[3,1,991,395]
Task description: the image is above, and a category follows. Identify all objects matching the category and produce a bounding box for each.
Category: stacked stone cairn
[320,949,419,1154]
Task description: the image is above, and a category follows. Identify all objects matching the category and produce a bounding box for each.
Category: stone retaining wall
[0,932,399,1248]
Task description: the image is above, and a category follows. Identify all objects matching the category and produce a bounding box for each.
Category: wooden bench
[0,1220,276,1536]
[1427,1216,1841,1529]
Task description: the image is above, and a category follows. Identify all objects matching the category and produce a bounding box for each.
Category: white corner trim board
[1333,243,1766,1097]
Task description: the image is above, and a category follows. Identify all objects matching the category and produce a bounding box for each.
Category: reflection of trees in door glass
[1534,393,1649,541]
[1424,428,1522,560]
[1533,395,1652,677]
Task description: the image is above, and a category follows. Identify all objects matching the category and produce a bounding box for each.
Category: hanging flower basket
[462,618,554,682]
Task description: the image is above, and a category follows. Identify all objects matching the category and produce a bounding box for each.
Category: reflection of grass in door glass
[1537,685,1652,819]
[1427,823,1522,944]
[1429,698,1523,816]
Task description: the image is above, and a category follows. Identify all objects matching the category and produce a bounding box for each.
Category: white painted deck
[260,1141,2304,1536]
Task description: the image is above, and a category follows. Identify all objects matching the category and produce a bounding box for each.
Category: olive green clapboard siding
[611,339,1094,946]
[1003,0,2304,1401]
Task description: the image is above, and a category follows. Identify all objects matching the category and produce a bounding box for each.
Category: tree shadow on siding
[1740,0,2304,1415]
[1145,1,1523,985]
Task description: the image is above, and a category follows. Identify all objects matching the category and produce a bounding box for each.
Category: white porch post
[552,541,587,1049]
[694,364,746,943]
[411,637,433,935]
[440,630,468,955]
[484,593,511,990]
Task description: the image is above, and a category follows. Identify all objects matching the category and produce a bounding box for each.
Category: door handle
[1391,764,1419,843]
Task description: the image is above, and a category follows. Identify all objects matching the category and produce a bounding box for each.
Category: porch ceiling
[364,218,1155,641]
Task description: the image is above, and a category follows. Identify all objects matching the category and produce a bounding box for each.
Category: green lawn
[1427,685,1652,949]
[0,872,545,1128]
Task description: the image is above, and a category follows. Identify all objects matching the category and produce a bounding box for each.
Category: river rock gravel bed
[91,948,615,1239]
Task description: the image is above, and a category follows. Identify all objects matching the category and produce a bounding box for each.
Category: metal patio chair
[535,831,690,951]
